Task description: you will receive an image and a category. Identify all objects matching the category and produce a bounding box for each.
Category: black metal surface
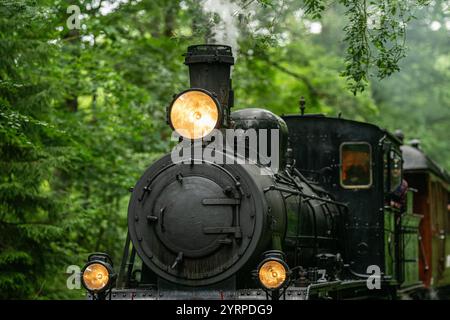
[90,279,390,300]
[126,108,348,290]
[277,167,346,273]
[127,150,288,287]
[282,114,398,276]
[116,232,130,289]
[231,108,289,169]
[184,45,234,126]
[127,145,346,290]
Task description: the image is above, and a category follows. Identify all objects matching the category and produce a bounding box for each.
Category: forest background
[0,0,448,299]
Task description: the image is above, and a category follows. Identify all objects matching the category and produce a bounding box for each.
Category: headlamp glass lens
[258,260,287,289]
[170,90,219,140]
[83,263,110,292]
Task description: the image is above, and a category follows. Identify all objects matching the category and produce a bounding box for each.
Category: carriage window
[340,142,372,188]
[390,151,402,192]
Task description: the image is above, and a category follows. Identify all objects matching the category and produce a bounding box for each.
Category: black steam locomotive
[80,45,450,300]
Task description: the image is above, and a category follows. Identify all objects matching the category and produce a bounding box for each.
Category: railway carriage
[401,142,450,298]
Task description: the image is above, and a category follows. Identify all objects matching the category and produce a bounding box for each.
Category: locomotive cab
[282,114,421,292]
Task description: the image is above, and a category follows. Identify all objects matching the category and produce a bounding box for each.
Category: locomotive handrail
[117,232,131,289]
[263,184,348,208]
[418,235,430,271]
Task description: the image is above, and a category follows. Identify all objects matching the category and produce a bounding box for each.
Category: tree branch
[242,51,327,100]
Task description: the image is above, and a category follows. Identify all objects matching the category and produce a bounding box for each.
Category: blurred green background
[0,0,448,299]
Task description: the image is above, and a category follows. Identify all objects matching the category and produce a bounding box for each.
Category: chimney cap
[184,44,234,65]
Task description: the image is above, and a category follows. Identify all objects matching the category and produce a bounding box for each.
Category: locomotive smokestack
[184,44,234,126]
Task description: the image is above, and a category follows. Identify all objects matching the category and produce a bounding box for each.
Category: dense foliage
[0,0,447,299]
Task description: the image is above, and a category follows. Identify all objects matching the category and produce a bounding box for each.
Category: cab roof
[401,145,450,183]
[282,113,403,146]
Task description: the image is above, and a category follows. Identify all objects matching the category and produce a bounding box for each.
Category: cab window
[340,142,372,189]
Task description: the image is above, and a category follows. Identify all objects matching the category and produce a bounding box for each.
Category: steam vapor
[201,0,241,54]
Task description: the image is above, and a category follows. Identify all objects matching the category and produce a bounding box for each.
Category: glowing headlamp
[81,253,115,294]
[168,89,221,140]
[257,251,290,290]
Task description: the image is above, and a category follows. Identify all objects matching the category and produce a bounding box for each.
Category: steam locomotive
[80,45,450,300]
